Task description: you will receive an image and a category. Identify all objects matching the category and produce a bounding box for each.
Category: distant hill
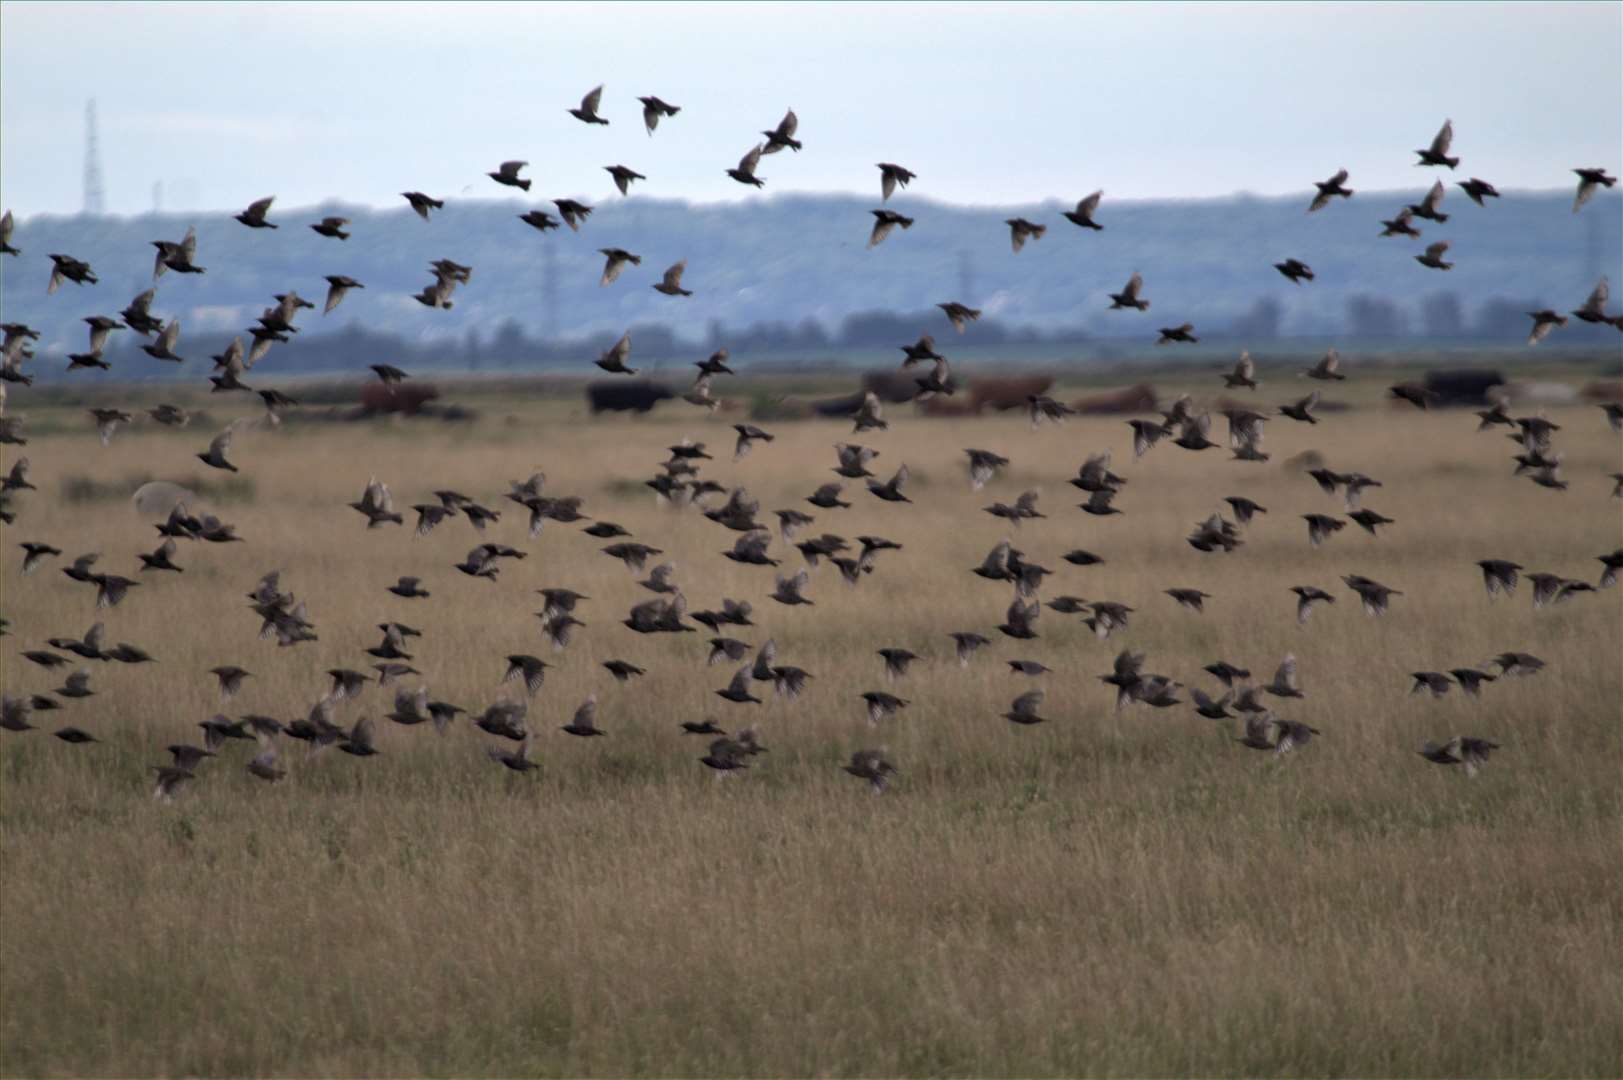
[2,188,1619,377]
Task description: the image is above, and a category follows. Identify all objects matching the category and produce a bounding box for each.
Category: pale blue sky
[1,1,1619,217]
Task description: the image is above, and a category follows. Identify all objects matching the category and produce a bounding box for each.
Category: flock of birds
[0,95,1621,800]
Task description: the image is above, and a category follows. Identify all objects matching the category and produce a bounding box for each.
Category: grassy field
[2,369,1621,1077]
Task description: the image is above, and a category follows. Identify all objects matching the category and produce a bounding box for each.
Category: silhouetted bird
[938,302,981,334]
[569,84,609,124]
[311,216,350,240]
[1419,736,1500,777]
[488,160,530,191]
[1414,119,1458,168]
[1458,177,1499,205]
[1308,169,1353,212]
[877,162,915,201]
[652,260,691,296]
[401,192,444,220]
[1275,258,1313,284]
[553,199,594,230]
[1063,190,1104,229]
[761,108,801,152]
[47,253,97,293]
[1414,241,1453,270]
[1108,272,1148,310]
[599,247,642,286]
[843,749,896,792]
[727,144,766,187]
[1572,167,1616,213]
[638,95,680,134]
[868,209,913,248]
[1408,180,1449,222]
[1006,217,1046,253]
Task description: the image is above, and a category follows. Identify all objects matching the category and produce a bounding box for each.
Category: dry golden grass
[2,374,1621,1077]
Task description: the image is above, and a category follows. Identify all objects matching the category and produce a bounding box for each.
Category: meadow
[2,367,1621,1077]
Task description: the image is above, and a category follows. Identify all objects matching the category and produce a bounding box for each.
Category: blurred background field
[2,356,1621,1077]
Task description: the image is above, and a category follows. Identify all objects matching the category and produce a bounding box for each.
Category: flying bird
[761,108,801,153]
[938,302,981,334]
[1572,167,1616,213]
[605,164,646,196]
[401,192,444,220]
[1108,272,1148,310]
[1063,190,1104,230]
[235,196,277,228]
[1414,241,1453,270]
[727,144,766,188]
[652,261,692,296]
[1308,169,1353,212]
[1414,119,1458,169]
[488,160,530,191]
[1275,258,1314,285]
[310,216,351,240]
[868,209,913,248]
[1457,178,1499,205]
[877,162,915,201]
[1006,218,1046,253]
[569,85,609,124]
[638,95,681,134]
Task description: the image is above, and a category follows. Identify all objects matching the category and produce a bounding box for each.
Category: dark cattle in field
[360,382,440,415]
[1421,369,1505,408]
[970,375,1053,412]
[919,396,979,417]
[864,370,923,403]
[588,380,676,414]
[1074,384,1158,415]
[811,391,866,417]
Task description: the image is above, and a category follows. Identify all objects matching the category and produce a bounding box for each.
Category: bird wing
[662,261,686,288]
[247,196,275,220]
[1429,119,1453,156]
[1425,241,1449,259]
[1583,277,1609,313]
[1574,175,1598,212]
[581,85,604,114]
[738,144,763,175]
[1275,654,1298,691]
[1422,180,1445,213]
[1077,190,1102,217]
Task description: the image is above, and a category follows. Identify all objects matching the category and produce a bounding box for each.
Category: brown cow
[863,370,923,403]
[360,382,440,416]
[918,396,979,417]
[969,375,1053,412]
[1072,384,1158,415]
